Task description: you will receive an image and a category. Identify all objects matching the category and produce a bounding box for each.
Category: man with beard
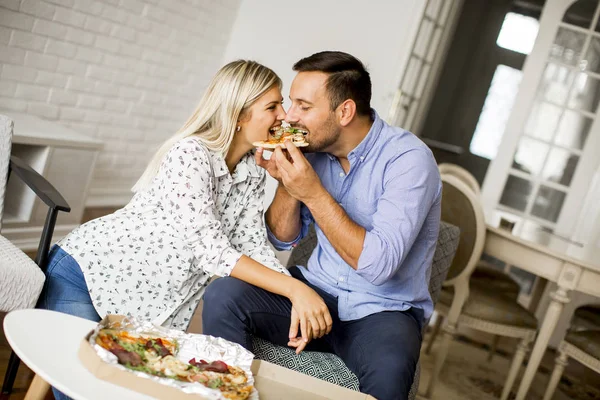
[202,51,442,400]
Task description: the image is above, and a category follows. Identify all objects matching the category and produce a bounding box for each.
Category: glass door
[484,0,600,241]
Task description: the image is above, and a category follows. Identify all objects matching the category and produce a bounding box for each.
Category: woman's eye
[300,106,310,111]
[267,106,275,110]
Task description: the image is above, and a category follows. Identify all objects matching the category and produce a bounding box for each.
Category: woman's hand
[229,256,332,354]
[255,147,284,182]
[287,281,333,354]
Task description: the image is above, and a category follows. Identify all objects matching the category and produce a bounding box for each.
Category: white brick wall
[0,0,240,206]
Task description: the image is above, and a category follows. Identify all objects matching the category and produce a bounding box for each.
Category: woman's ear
[337,100,356,127]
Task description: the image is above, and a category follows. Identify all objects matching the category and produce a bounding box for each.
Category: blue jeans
[38,245,101,400]
[202,267,423,400]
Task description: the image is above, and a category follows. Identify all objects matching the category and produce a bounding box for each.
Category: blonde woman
[39,60,332,338]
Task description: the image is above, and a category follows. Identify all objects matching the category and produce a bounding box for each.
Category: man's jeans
[202,266,423,400]
[38,245,101,400]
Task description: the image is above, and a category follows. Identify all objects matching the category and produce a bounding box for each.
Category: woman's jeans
[38,245,101,400]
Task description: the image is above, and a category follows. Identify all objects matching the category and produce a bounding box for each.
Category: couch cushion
[0,234,45,312]
[251,336,360,390]
[439,285,537,329]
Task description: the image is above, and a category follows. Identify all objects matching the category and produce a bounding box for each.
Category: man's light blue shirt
[268,111,442,323]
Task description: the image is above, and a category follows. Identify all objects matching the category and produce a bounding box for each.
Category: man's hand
[273,140,326,205]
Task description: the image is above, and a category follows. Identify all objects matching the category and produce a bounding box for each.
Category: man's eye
[300,106,310,111]
[267,106,276,110]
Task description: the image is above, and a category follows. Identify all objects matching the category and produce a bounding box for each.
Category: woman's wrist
[283,277,300,300]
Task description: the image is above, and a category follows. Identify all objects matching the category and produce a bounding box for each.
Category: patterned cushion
[252,336,360,390]
[428,222,461,306]
[253,221,460,399]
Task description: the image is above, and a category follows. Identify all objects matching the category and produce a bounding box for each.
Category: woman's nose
[276,105,286,120]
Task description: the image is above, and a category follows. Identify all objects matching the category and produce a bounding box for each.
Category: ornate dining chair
[569,304,600,332]
[423,175,538,400]
[438,163,481,196]
[428,164,521,361]
[252,221,461,399]
[0,114,71,398]
[543,320,600,399]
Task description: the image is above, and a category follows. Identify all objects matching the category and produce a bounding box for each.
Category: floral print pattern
[59,137,289,330]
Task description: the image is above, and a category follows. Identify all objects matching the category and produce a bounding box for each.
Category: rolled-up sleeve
[160,139,242,277]
[267,204,314,251]
[230,173,290,275]
[356,149,441,286]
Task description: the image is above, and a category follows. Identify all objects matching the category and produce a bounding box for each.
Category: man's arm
[277,141,440,285]
[303,189,365,269]
[265,184,302,242]
[273,143,365,268]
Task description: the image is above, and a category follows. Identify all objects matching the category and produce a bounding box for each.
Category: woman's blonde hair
[132,60,282,193]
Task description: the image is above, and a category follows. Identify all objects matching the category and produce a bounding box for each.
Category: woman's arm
[160,140,331,349]
[229,173,289,274]
[230,256,332,353]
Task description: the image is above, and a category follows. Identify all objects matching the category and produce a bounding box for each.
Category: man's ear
[337,100,356,127]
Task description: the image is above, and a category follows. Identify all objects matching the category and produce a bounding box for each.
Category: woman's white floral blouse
[58,137,289,330]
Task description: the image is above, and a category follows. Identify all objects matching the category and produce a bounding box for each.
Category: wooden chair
[543,327,600,399]
[428,164,521,362]
[423,175,538,400]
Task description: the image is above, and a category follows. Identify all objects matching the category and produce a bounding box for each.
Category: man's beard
[305,114,340,153]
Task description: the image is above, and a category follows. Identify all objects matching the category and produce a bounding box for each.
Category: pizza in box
[90,318,256,400]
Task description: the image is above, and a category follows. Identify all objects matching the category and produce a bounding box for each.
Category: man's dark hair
[293,51,372,117]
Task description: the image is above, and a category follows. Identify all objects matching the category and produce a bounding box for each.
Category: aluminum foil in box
[89,316,258,400]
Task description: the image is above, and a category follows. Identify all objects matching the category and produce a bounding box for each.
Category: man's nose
[285,106,298,123]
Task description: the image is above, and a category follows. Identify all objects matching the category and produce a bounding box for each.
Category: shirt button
[339,172,345,177]
[360,156,365,161]
[338,276,344,282]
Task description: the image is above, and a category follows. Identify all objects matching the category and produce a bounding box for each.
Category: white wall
[224,0,425,118]
[0,0,241,206]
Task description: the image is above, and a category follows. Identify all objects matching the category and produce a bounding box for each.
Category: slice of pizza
[95,329,253,400]
[253,125,309,149]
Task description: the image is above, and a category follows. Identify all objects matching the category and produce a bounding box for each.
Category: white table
[484,224,600,400]
[3,309,153,400]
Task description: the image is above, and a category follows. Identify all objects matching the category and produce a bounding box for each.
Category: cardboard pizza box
[78,315,376,399]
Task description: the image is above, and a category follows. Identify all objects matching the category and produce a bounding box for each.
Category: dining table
[483,216,600,400]
[3,309,153,400]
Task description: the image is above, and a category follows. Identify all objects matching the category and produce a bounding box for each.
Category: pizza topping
[254,125,309,148]
[94,328,253,399]
[109,347,144,367]
[146,338,172,357]
[189,358,229,373]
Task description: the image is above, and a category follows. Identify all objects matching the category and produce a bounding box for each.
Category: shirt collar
[325,109,382,162]
[347,109,382,163]
[210,150,261,182]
